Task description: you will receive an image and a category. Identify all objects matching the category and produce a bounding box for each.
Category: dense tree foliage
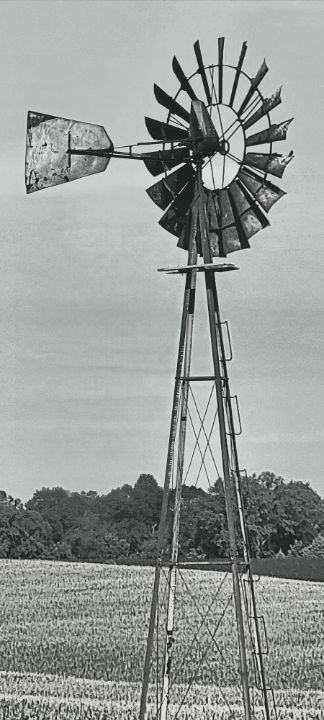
[0,472,323,562]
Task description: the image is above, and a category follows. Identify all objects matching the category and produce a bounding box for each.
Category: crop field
[0,559,323,719]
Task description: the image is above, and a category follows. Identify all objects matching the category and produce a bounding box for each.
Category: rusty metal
[146,164,194,210]
[238,168,286,212]
[243,150,294,177]
[189,100,220,157]
[159,180,195,237]
[229,180,270,240]
[238,58,269,115]
[246,118,294,147]
[25,111,113,193]
[243,87,282,130]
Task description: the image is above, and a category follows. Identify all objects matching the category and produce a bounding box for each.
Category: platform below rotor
[157,262,239,274]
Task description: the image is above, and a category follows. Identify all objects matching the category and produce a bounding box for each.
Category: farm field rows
[0,560,323,718]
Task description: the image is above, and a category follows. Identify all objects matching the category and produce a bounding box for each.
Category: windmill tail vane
[25,36,294,720]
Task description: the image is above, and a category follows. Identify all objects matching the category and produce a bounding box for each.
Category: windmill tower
[25,38,293,720]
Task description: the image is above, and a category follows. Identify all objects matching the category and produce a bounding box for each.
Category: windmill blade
[143,148,189,177]
[246,118,294,147]
[154,84,190,123]
[25,111,113,194]
[194,40,212,105]
[206,189,238,257]
[243,150,294,178]
[243,87,282,130]
[238,168,286,212]
[145,117,189,142]
[229,180,270,241]
[146,164,195,210]
[229,41,247,108]
[238,59,269,116]
[159,180,195,236]
[205,189,222,257]
[218,37,225,104]
[219,189,250,253]
[172,56,198,101]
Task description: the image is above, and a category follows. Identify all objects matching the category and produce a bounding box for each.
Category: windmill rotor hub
[219,138,230,156]
[192,134,220,159]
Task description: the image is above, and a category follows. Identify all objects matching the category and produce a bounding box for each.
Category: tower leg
[139,210,198,720]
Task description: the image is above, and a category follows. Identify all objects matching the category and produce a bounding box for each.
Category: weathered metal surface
[154,83,190,123]
[218,37,225,104]
[243,87,282,130]
[189,100,219,140]
[146,164,194,210]
[246,118,293,147]
[229,181,269,240]
[238,168,285,212]
[159,180,195,236]
[205,190,221,255]
[229,41,247,107]
[219,188,235,228]
[172,56,198,101]
[145,116,188,141]
[158,262,238,273]
[143,148,188,176]
[238,59,268,116]
[222,225,243,254]
[194,40,212,105]
[217,190,243,254]
[25,111,113,193]
[243,150,294,177]
[205,189,219,228]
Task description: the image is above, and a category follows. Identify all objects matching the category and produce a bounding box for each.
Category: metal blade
[229,180,270,241]
[25,111,113,193]
[246,118,294,147]
[238,168,286,212]
[238,59,269,116]
[145,117,189,141]
[194,40,212,105]
[219,189,249,253]
[205,189,228,257]
[159,180,195,237]
[243,87,282,130]
[229,42,247,108]
[218,37,224,104]
[154,84,190,123]
[143,148,188,177]
[243,150,294,178]
[172,56,198,101]
[146,164,195,209]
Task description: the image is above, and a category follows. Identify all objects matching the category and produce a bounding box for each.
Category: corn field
[0,560,323,719]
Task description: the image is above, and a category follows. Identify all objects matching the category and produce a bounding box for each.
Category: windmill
[25,38,293,720]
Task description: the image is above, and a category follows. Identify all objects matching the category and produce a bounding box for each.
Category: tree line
[1,471,324,563]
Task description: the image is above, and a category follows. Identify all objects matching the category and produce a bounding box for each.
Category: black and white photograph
[0,1,323,718]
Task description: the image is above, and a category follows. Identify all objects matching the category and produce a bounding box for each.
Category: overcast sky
[1,0,323,501]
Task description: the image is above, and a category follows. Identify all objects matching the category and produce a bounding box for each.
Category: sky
[0,0,323,501]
